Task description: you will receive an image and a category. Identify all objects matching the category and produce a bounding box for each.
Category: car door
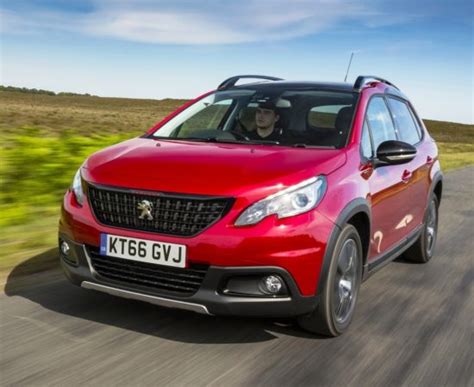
[386,96,428,236]
[360,96,413,260]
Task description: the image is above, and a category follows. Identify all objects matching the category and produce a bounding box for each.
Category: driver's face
[256,108,279,130]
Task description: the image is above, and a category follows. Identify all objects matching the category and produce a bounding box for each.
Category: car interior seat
[306,106,354,147]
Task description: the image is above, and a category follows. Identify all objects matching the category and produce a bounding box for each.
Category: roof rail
[354,75,399,91]
[218,75,283,90]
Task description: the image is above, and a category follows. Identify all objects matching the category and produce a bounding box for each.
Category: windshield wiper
[170,137,280,145]
[153,135,280,146]
[244,139,280,145]
[203,137,280,145]
[183,137,245,144]
[291,143,308,148]
[289,143,337,149]
[154,136,221,143]
[154,136,334,149]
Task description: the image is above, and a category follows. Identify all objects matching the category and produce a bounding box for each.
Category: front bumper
[59,235,319,317]
[60,188,335,297]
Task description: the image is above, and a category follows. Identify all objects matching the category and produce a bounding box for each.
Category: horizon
[1,0,472,124]
[1,83,472,126]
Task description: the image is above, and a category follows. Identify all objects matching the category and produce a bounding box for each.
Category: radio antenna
[344,52,355,83]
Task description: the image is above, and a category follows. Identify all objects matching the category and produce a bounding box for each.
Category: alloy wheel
[333,239,359,324]
[425,199,438,256]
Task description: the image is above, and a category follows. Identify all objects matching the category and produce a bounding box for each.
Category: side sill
[367,225,423,274]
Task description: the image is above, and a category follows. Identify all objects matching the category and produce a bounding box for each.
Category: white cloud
[0,0,383,45]
[84,10,251,45]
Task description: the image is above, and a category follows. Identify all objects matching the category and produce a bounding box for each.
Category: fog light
[60,241,70,256]
[262,275,283,294]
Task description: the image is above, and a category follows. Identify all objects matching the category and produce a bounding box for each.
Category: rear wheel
[404,195,439,263]
[298,224,363,336]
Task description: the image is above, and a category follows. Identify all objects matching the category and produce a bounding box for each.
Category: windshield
[152,89,358,148]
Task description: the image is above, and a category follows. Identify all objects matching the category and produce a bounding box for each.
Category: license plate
[100,234,186,268]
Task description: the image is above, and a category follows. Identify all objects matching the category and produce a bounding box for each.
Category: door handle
[401,170,412,183]
[426,156,434,165]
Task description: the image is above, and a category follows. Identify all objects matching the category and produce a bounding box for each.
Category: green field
[1,89,473,280]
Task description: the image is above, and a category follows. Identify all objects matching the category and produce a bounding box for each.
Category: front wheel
[298,224,363,336]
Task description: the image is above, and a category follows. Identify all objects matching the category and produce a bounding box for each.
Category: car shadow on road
[4,250,328,344]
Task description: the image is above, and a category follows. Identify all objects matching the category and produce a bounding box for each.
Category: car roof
[230,80,356,93]
[219,76,407,99]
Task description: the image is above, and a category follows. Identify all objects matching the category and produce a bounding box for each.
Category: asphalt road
[1,167,473,386]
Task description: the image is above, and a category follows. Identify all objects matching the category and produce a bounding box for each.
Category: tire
[298,224,363,336]
[404,195,439,263]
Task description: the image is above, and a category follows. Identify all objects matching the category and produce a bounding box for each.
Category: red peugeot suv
[59,75,443,336]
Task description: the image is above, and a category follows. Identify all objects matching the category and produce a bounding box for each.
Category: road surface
[1,167,473,386]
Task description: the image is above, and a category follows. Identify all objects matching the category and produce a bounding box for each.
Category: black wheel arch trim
[316,198,371,295]
[430,170,443,203]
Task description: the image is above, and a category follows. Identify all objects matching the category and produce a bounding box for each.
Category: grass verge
[437,142,474,171]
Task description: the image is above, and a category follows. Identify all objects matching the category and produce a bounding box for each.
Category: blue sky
[1,0,472,123]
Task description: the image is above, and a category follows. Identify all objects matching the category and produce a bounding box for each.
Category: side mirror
[375,140,416,166]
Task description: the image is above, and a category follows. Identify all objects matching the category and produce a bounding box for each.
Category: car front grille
[88,248,208,296]
[87,184,233,237]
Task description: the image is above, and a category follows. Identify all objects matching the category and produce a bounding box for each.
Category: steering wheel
[229,130,251,141]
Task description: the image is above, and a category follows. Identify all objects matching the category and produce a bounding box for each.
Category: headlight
[235,176,327,226]
[71,168,84,206]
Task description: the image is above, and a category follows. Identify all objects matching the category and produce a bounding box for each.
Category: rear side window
[387,98,421,145]
[307,105,349,129]
[365,97,397,150]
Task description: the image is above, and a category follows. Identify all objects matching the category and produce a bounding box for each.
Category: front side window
[365,97,397,150]
[153,89,358,148]
[387,97,421,145]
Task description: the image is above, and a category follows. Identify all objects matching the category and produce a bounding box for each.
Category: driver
[247,100,283,142]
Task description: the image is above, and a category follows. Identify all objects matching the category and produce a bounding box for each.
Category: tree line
[0,85,95,97]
